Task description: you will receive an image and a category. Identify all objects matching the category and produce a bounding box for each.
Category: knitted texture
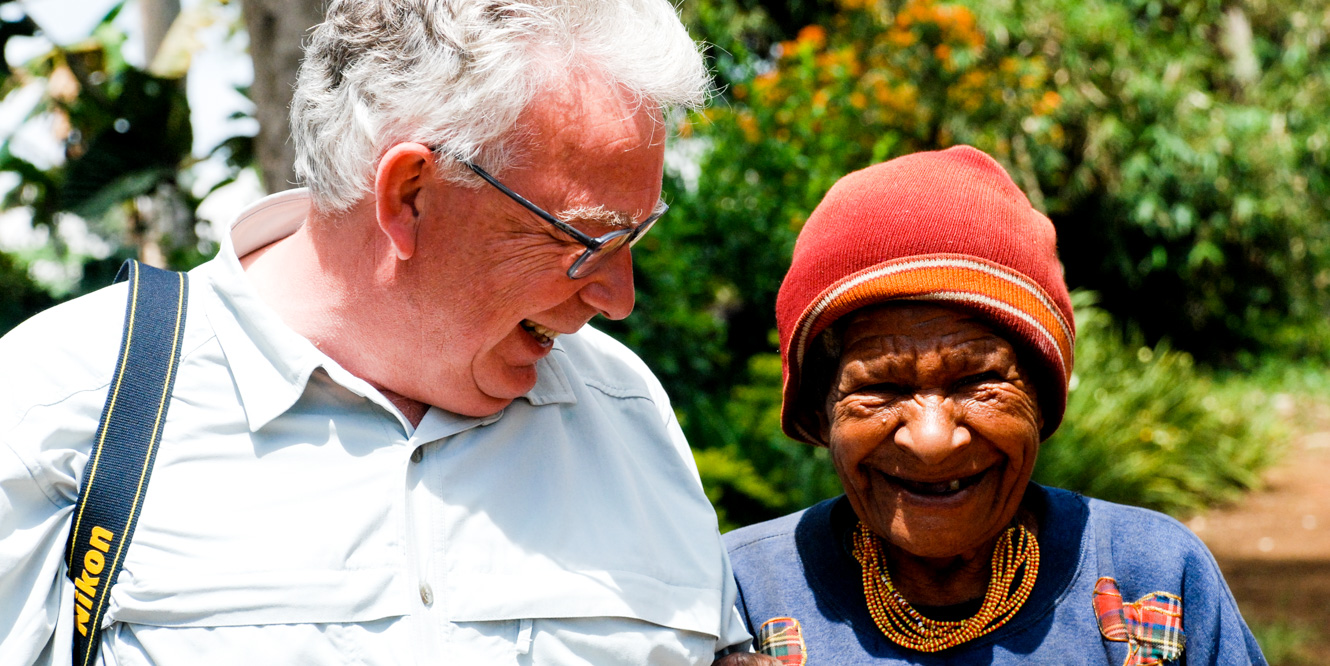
[775,145,1075,445]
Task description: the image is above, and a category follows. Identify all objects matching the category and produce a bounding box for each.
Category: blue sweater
[724,485,1266,665]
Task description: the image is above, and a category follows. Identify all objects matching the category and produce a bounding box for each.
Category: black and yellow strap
[64,260,188,666]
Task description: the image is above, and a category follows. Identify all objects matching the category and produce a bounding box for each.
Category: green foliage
[0,3,196,228]
[0,250,54,333]
[613,0,1059,525]
[689,0,1330,360]
[994,0,1330,361]
[690,352,843,531]
[1035,293,1284,515]
[0,1,249,329]
[609,0,1329,525]
[0,0,1308,529]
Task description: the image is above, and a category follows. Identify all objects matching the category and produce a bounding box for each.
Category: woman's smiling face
[820,303,1043,559]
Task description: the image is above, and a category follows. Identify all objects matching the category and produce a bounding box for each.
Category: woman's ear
[816,406,833,447]
[374,143,434,261]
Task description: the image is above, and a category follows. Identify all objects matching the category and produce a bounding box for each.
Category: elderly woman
[724,147,1265,665]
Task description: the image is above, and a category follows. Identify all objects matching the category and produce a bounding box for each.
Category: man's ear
[374,143,434,261]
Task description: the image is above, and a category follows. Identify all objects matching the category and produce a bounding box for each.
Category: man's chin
[439,392,518,418]
[473,368,538,405]
[417,372,529,418]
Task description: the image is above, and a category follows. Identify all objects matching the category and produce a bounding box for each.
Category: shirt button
[419,583,433,606]
[410,447,423,464]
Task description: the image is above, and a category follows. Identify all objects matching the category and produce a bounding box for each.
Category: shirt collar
[201,188,577,435]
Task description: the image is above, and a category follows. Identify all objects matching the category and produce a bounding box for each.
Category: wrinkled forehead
[517,71,666,159]
[837,303,1022,369]
[506,76,668,210]
[842,303,1003,344]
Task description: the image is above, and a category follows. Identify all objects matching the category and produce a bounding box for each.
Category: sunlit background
[0,0,1326,661]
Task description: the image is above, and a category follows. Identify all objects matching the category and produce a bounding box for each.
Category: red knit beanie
[776,145,1075,445]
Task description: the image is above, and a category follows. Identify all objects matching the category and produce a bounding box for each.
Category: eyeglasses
[461,160,667,279]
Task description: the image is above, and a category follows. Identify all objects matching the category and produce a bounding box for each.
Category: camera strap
[64,260,188,666]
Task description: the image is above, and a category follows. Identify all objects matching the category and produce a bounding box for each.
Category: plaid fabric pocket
[1092,577,1186,666]
[756,617,808,666]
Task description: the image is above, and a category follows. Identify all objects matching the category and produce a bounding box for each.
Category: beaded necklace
[851,521,1040,652]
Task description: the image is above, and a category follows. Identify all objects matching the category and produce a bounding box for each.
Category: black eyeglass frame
[461,160,667,279]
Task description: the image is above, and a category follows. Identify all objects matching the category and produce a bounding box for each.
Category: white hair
[290,0,710,212]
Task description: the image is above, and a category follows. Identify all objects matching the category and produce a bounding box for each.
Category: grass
[1249,619,1319,666]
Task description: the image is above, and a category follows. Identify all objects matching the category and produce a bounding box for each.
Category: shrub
[1035,292,1285,515]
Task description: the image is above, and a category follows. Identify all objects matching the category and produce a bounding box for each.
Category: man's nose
[579,248,636,320]
[893,393,970,465]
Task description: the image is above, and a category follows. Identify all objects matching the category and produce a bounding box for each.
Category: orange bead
[852,522,1040,652]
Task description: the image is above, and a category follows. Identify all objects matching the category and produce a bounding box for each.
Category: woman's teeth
[894,472,982,496]
[904,479,960,495]
[521,320,560,345]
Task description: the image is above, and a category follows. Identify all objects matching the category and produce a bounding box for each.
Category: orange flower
[897,84,919,109]
[873,81,894,104]
[906,0,935,24]
[812,88,831,110]
[752,71,779,100]
[953,7,977,32]
[737,112,759,143]
[885,28,917,48]
[1033,90,1062,115]
[960,70,988,88]
[798,25,828,49]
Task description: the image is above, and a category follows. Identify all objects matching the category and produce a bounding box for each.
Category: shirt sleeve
[659,370,752,655]
[714,542,755,656]
[0,293,120,665]
[619,328,751,654]
[1180,545,1269,665]
[0,442,74,665]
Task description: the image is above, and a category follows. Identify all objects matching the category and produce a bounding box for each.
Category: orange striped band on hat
[785,254,1074,444]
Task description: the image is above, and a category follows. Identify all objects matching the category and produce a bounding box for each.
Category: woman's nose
[893,393,971,465]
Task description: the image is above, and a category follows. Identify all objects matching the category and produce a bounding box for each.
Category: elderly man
[0,1,755,663]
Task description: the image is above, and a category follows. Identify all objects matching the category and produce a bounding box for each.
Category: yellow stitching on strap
[82,271,185,666]
[68,262,139,570]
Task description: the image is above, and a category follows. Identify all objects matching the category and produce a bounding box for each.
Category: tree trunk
[140,0,180,69]
[137,0,182,266]
[240,0,327,195]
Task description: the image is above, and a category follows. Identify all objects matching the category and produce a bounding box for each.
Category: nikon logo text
[73,526,114,636]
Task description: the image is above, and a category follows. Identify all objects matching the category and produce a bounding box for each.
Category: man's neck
[239,206,431,427]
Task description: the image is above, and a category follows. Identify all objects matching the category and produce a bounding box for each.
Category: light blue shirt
[0,190,749,665]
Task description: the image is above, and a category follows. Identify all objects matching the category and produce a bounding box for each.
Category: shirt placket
[403,408,504,663]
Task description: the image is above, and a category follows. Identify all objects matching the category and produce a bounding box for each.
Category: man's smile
[520,319,562,347]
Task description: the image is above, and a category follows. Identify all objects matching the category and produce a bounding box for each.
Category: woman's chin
[867,467,1021,558]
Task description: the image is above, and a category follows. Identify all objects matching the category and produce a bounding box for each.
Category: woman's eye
[858,382,908,396]
[955,371,1004,390]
